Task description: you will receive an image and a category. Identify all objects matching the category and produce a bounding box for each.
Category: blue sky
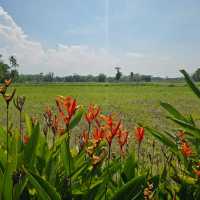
[0,0,200,77]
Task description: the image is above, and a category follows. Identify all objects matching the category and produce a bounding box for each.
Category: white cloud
[0,6,119,76]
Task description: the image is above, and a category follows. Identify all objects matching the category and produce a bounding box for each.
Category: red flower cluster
[117,129,128,155]
[92,126,104,143]
[85,104,100,125]
[56,96,77,126]
[101,114,121,146]
[181,142,192,157]
[176,131,192,158]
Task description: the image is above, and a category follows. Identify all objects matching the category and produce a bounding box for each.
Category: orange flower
[135,127,144,144]
[23,135,30,144]
[101,114,121,146]
[117,130,128,154]
[4,79,12,87]
[56,96,77,126]
[181,142,192,157]
[85,104,100,124]
[93,127,104,143]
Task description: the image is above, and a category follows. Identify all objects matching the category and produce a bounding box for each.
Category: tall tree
[130,72,134,81]
[98,73,106,82]
[9,55,19,81]
[0,55,10,82]
[115,67,122,81]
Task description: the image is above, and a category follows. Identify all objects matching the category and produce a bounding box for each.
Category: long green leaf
[110,176,146,200]
[160,101,189,122]
[24,114,33,135]
[26,169,61,200]
[1,163,13,200]
[180,69,200,99]
[61,138,74,176]
[69,108,84,130]
[168,116,200,139]
[24,123,40,167]
[146,127,178,152]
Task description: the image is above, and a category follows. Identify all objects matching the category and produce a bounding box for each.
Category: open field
[0,82,200,130]
[1,78,200,199]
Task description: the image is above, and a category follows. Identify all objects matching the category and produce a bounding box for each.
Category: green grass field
[1,83,199,131]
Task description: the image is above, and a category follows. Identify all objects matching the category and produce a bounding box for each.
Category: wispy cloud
[0,6,119,75]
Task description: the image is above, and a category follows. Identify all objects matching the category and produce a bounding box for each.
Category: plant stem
[6,104,9,161]
[20,110,23,143]
[137,142,141,173]
[105,144,111,200]
[66,126,72,199]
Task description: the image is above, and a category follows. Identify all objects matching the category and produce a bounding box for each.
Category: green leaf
[110,176,146,200]
[69,108,84,130]
[24,114,33,135]
[26,169,61,200]
[24,123,40,167]
[61,138,74,177]
[180,69,200,99]
[13,178,28,200]
[168,116,200,139]
[160,101,189,122]
[122,148,136,182]
[0,160,4,173]
[146,127,178,152]
[1,163,13,200]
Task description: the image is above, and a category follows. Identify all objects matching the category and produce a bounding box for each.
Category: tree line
[3,54,199,83]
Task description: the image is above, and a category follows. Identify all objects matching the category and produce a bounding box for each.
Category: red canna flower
[117,129,128,154]
[56,96,77,126]
[101,114,121,146]
[135,127,144,144]
[85,104,100,125]
[23,135,30,144]
[181,142,192,157]
[93,127,104,143]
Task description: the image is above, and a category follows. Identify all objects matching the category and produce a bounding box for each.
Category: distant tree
[44,72,54,82]
[192,68,200,81]
[9,55,19,81]
[98,73,106,82]
[130,72,134,81]
[141,75,151,82]
[115,67,122,81]
[9,56,18,68]
[0,55,10,82]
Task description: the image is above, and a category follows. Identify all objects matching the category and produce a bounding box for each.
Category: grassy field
[0,82,199,131]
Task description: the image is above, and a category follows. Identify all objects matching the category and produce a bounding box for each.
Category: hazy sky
[0,0,200,77]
